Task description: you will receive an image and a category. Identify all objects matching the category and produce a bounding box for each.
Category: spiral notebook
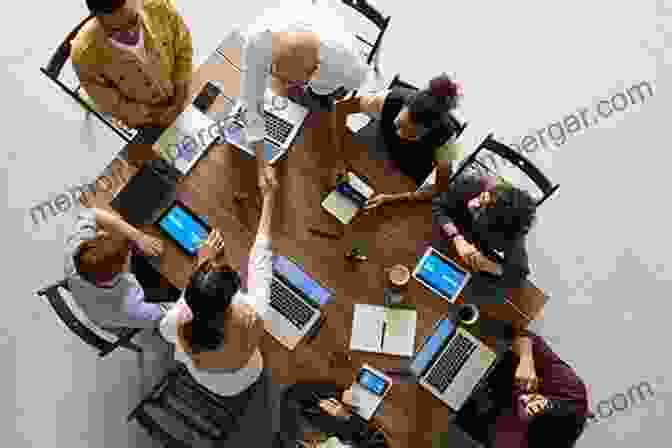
[350,304,417,357]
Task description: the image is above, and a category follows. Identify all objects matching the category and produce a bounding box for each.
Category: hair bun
[429,75,461,99]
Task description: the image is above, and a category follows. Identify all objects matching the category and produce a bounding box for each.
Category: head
[473,185,537,241]
[394,73,462,141]
[270,31,320,87]
[86,0,140,39]
[75,231,129,284]
[182,262,241,354]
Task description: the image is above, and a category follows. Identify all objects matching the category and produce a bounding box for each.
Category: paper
[347,172,374,199]
[383,308,417,357]
[350,304,385,353]
[321,190,359,224]
[346,113,371,133]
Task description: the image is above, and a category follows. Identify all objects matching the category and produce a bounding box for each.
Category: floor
[3,0,670,447]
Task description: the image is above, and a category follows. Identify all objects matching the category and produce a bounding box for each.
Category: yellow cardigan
[72,0,193,127]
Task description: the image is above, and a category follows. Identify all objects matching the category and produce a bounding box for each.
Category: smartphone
[357,368,390,397]
[192,81,222,113]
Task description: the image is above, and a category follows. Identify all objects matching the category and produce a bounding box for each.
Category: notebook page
[350,304,384,353]
[321,190,359,224]
[383,308,417,357]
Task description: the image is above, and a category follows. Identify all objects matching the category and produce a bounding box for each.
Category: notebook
[349,304,417,357]
[321,172,375,224]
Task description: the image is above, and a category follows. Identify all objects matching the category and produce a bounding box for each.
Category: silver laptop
[153,104,219,176]
[413,247,472,303]
[225,89,309,164]
[409,317,497,411]
[262,255,332,350]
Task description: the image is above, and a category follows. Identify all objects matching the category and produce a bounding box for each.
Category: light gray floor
[3,0,670,447]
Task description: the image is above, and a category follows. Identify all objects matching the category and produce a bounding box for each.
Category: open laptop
[413,247,472,303]
[224,89,309,164]
[153,104,219,176]
[262,255,333,350]
[409,317,497,411]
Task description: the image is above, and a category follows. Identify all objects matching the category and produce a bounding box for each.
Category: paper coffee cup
[389,264,410,286]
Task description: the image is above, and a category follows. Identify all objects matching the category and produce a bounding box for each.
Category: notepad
[321,172,374,225]
[350,304,417,357]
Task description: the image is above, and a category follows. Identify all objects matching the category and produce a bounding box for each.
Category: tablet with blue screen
[156,201,211,256]
[412,247,471,303]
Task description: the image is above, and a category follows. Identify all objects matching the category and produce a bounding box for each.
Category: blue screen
[158,205,209,255]
[273,256,332,305]
[416,253,467,300]
[359,370,388,396]
[410,319,455,376]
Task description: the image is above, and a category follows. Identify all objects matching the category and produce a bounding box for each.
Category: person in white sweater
[159,166,278,398]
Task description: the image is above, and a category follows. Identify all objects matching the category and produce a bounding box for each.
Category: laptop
[153,104,219,176]
[224,89,309,164]
[409,317,497,411]
[413,247,472,303]
[262,255,333,350]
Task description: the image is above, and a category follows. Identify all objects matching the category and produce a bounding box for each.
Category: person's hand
[515,357,539,393]
[319,398,352,419]
[258,165,279,197]
[521,393,549,417]
[363,193,393,211]
[197,229,225,266]
[135,232,164,257]
[453,236,478,260]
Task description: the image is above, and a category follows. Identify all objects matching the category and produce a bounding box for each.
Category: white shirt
[159,234,273,396]
[233,4,369,143]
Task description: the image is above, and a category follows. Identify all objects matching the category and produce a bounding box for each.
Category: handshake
[258,164,279,197]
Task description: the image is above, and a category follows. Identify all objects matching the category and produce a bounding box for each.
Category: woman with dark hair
[332,73,464,209]
[159,166,278,398]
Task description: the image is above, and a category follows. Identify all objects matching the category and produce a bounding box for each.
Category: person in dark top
[455,331,589,448]
[331,74,464,210]
[431,173,537,288]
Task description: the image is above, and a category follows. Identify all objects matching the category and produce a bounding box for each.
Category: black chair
[40,15,139,144]
[36,279,143,358]
[128,363,244,446]
[447,133,559,208]
[342,0,391,68]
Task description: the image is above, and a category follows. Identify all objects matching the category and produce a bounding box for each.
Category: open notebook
[350,304,417,357]
[321,172,375,225]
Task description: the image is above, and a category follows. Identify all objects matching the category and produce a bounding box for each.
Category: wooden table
[96,46,548,448]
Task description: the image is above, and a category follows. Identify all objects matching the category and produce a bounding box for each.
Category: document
[321,172,374,225]
[350,304,417,357]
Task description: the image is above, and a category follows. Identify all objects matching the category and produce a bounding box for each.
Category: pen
[380,322,386,350]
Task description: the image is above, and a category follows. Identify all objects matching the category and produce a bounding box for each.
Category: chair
[447,133,559,208]
[341,0,391,68]
[127,363,243,446]
[36,279,143,358]
[40,16,138,144]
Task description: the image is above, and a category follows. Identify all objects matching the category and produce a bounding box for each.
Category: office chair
[341,0,391,68]
[36,279,143,358]
[40,15,138,144]
[447,133,559,208]
[127,363,243,446]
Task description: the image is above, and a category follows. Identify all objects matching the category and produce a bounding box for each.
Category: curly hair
[86,0,125,15]
[477,185,537,240]
[406,73,461,129]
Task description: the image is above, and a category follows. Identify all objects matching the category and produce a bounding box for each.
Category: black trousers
[274,382,368,448]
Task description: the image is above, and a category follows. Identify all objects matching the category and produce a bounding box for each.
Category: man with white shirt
[233,3,370,188]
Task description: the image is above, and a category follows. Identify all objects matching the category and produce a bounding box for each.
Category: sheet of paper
[321,190,359,225]
[350,304,384,353]
[383,308,417,357]
[346,113,371,133]
[347,172,374,199]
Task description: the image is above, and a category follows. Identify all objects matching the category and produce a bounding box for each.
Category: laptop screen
[415,250,469,301]
[273,255,332,306]
[410,318,455,377]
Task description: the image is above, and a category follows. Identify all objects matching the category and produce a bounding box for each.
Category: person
[454,331,589,448]
[231,2,369,191]
[274,382,389,448]
[72,0,193,136]
[431,172,537,287]
[65,201,168,330]
[158,166,278,401]
[332,73,464,207]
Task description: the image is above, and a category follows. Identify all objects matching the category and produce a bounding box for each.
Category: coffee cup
[388,264,410,287]
[458,303,479,325]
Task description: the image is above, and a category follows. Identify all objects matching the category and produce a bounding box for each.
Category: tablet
[412,247,471,303]
[156,201,211,256]
[357,366,391,397]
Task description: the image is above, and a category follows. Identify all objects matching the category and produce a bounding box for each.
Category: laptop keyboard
[270,278,315,329]
[231,108,294,144]
[426,333,478,393]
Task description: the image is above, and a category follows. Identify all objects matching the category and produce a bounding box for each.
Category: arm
[123,285,165,325]
[167,0,193,109]
[245,187,276,318]
[91,207,143,243]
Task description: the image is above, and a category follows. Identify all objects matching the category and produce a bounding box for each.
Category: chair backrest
[341,0,391,65]
[450,133,559,207]
[40,15,137,143]
[128,364,240,445]
[388,74,468,139]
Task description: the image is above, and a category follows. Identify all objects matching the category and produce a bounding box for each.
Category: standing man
[73,0,193,137]
[233,3,370,189]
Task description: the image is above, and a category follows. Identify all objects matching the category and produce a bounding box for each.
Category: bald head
[271,31,320,83]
